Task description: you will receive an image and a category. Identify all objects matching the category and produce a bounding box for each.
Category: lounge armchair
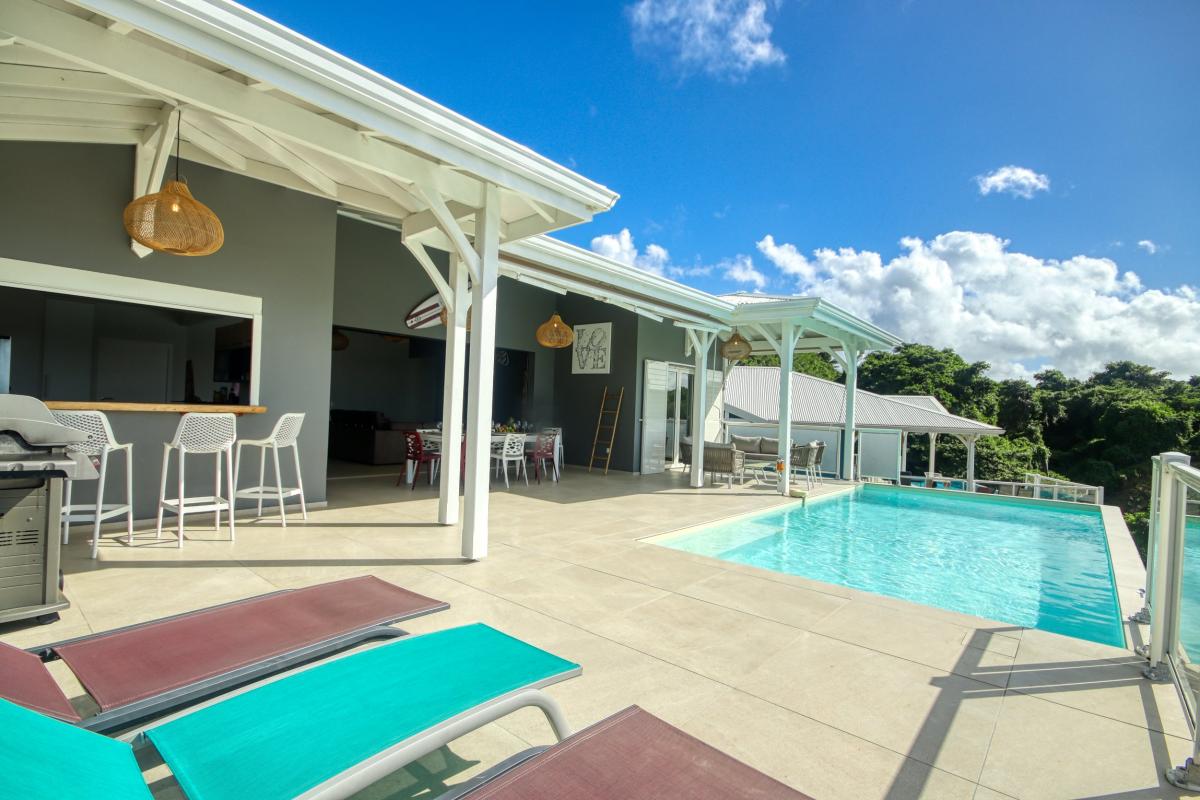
[1,623,580,800]
[1,576,447,733]
[679,441,746,486]
[439,705,812,799]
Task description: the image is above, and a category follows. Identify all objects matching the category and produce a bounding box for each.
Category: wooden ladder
[588,386,624,475]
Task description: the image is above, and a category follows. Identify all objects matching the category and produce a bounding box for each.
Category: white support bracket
[402,239,454,309]
[130,103,179,257]
[750,323,782,358]
[414,183,480,281]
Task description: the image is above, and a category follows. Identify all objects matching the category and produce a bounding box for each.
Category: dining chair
[491,432,528,488]
[399,430,440,490]
[528,432,558,483]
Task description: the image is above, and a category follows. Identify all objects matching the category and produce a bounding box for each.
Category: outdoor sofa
[680,440,746,486]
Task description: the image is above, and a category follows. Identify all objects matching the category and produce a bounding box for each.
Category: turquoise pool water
[661,485,1125,647]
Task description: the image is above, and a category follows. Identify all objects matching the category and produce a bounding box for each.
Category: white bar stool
[156,412,237,548]
[51,410,133,559]
[233,412,307,527]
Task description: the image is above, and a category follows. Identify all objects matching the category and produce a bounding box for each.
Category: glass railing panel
[1173,482,1200,727]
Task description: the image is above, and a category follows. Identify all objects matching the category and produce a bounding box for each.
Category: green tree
[738,351,839,381]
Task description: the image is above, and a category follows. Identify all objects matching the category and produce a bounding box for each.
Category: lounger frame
[27,587,448,733]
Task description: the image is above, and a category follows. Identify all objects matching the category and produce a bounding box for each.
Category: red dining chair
[397,430,440,489]
[528,432,558,484]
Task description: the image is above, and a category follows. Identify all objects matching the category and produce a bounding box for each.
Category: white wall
[858,428,902,481]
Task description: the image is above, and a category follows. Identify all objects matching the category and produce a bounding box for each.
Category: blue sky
[243,0,1199,377]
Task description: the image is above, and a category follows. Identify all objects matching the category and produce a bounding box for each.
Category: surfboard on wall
[406,293,443,330]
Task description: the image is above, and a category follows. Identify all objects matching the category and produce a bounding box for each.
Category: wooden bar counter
[44,401,266,416]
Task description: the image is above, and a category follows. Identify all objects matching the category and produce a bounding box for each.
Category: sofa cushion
[759,437,779,454]
[729,435,760,452]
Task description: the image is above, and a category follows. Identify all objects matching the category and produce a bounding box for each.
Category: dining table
[405,430,561,485]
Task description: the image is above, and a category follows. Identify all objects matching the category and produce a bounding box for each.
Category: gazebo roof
[725,366,1003,437]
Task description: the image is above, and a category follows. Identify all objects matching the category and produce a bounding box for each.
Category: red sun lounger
[0,575,447,732]
[439,705,813,800]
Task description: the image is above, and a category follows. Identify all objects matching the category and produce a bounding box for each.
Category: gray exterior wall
[0,142,337,519]
[332,216,558,423]
[551,297,640,471]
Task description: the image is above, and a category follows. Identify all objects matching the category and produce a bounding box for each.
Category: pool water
[661,485,1125,647]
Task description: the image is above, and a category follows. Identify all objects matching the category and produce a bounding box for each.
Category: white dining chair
[233,412,307,526]
[542,426,563,480]
[52,410,134,559]
[490,432,528,488]
[156,412,237,548]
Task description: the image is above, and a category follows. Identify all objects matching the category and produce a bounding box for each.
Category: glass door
[641,361,695,473]
[667,369,692,464]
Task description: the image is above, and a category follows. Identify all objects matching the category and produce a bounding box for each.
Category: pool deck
[2,467,1194,799]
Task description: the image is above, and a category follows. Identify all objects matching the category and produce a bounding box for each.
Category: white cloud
[1138,239,1158,254]
[756,234,815,281]
[628,0,786,81]
[759,230,1200,379]
[975,165,1050,199]
[721,254,767,289]
[590,228,671,276]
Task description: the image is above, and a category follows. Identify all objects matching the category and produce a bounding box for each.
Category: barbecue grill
[0,394,97,624]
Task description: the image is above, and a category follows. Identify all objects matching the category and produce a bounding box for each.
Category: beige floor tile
[738,631,1005,781]
[678,568,848,629]
[678,687,978,800]
[589,592,804,685]
[811,601,1018,687]
[581,541,727,592]
[490,563,669,627]
[979,691,1195,800]
[1007,632,1191,738]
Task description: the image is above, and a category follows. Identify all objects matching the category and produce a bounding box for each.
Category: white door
[640,360,669,474]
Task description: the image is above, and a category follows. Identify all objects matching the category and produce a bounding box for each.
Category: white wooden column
[437,254,468,525]
[964,435,977,490]
[928,432,938,475]
[901,432,909,474]
[777,322,801,494]
[841,340,859,480]
[462,184,500,560]
[686,328,714,488]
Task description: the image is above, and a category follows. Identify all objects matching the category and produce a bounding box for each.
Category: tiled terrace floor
[2,467,1195,800]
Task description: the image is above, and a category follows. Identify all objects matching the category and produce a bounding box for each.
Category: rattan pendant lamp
[123,111,224,256]
[536,313,574,348]
[720,329,752,362]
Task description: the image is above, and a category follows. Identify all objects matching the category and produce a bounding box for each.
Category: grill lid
[0,395,92,450]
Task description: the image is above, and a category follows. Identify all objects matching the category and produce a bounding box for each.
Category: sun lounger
[0,623,579,800]
[0,575,447,732]
[438,705,812,799]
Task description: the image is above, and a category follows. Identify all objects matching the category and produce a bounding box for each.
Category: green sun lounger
[1,623,579,800]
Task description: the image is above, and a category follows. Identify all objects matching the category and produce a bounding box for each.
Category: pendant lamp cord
[174,109,182,183]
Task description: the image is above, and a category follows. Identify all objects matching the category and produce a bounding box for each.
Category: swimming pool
[659,485,1125,647]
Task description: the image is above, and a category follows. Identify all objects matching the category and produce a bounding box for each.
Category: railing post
[1146,452,1191,680]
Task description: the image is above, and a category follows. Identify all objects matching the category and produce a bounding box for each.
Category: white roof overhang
[497,238,902,356]
[0,0,618,245]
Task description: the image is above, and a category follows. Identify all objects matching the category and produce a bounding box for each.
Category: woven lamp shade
[536,313,574,349]
[123,180,224,256]
[721,330,752,362]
